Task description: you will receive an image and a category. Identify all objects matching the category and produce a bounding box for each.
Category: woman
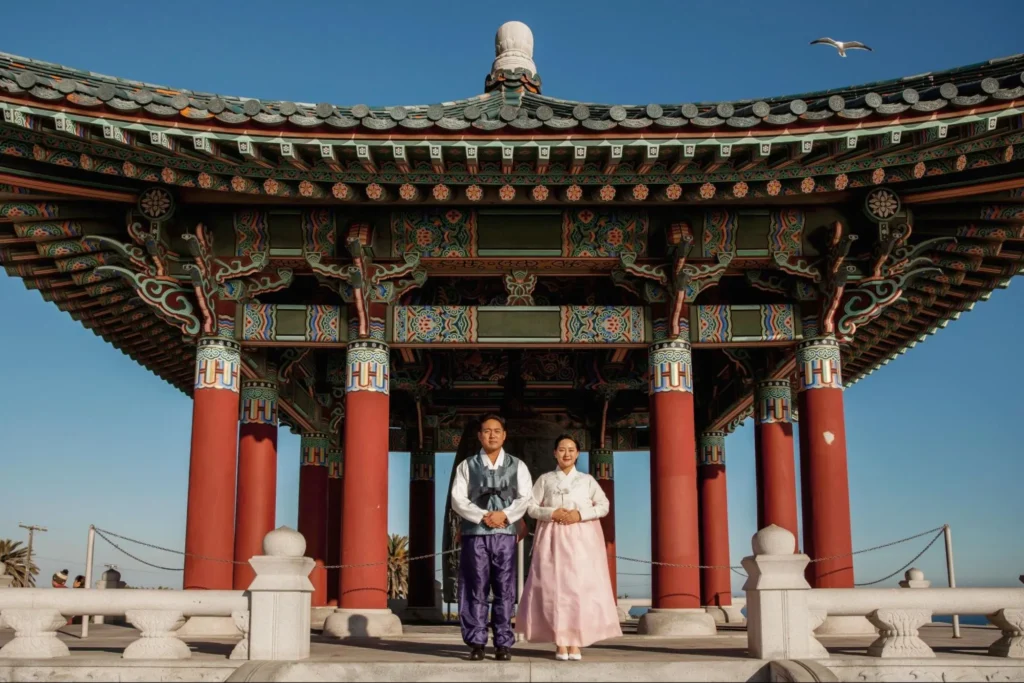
[516,434,622,660]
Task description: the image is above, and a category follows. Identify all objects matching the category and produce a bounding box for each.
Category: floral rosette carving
[432,184,451,201]
[699,182,716,199]
[465,184,483,201]
[664,184,682,200]
[332,182,353,200]
[732,182,748,198]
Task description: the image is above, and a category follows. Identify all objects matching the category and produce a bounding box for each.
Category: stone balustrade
[0,526,314,662]
[744,525,1024,661]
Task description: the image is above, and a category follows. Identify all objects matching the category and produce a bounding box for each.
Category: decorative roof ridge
[1,47,1022,134]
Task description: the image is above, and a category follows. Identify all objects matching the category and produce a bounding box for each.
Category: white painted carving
[823,431,835,445]
[123,610,190,660]
[867,608,934,657]
[0,609,69,659]
[988,608,1024,659]
[229,610,250,660]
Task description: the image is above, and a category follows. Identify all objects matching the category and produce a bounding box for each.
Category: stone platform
[1,623,1019,682]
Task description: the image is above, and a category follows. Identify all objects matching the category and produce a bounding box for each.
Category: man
[450,414,533,661]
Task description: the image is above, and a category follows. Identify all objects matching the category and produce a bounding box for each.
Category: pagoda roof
[1,49,1022,136]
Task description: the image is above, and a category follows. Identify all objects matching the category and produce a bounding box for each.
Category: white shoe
[569,653,582,661]
[555,652,569,661]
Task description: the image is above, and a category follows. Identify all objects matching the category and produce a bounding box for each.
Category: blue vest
[461,453,520,537]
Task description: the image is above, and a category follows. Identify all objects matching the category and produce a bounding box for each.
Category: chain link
[854,530,945,587]
[95,524,947,581]
[807,526,945,564]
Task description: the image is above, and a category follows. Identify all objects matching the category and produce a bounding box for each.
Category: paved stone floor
[0,621,1003,663]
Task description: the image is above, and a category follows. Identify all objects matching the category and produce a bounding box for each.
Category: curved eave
[1,51,1023,136]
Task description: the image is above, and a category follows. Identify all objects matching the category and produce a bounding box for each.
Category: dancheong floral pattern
[767,180,781,196]
[834,174,849,190]
[864,188,901,221]
[332,182,352,199]
[872,168,886,184]
[432,184,450,201]
[365,182,384,200]
[565,184,583,201]
[137,187,174,221]
[498,184,516,201]
[732,181,748,198]
[800,177,815,193]
[391,209,478,258]
[598,185,616,201]
[665,183,682,200]
[699,182,716,199]
[559,306,644,344]
[465,184,483,201]
[532,184,549,201]
[562,208,649,257]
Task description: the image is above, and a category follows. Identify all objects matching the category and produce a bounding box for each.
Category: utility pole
[18,523,47,571]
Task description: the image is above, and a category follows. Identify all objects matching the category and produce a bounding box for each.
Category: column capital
[240,379,279,426]
[589,448,614,480]
[698,431,726,467]
[300,433,331,467]
[327,449,344,479]
[795,336,843,392]
[648,339,693,394]
[754,379,793,425]
[410,450,435,482]
[345,340,390,395]
[194,337,241,393]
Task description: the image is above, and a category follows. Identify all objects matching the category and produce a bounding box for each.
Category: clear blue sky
[1,0,1022,595]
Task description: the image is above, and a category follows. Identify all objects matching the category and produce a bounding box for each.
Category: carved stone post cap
[753,524,796,556]
[899,567,932,588]
[263,526,305,557]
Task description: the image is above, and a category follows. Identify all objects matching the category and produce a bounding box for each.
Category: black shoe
[495,647,512,661]
[468,647,485,661]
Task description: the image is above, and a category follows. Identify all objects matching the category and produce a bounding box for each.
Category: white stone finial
[906,568,925,582]
[492,21,537,75]
[263,526,305,557]
[752,525,796,556]
[899,567,931,588]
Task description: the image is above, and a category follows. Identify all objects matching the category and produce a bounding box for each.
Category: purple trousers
[458,533,517,648]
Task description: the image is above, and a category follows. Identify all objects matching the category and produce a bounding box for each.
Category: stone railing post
[866,568,933,658]
[0,610,69,659]
[987,609,1024,658]
[246,526,315,661]
[742,525,820,660]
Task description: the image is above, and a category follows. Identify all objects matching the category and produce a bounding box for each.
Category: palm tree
[387,533,409,600]
[0,539,38,587]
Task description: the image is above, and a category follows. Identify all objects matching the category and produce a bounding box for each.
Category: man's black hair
[477,414,507,430]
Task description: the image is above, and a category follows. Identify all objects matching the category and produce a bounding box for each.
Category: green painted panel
[477,308,560,339]
[478,211,561,252]
[268,212,303,253]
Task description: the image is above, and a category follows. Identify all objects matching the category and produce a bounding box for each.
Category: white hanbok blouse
[527,468,610,523]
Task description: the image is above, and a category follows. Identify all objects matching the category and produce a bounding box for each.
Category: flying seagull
[810,37,873,57]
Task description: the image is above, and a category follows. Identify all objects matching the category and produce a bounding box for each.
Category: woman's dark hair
[553,433,581,451]
[478,414,507,430]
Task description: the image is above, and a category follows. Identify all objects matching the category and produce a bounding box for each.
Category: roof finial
[486,21,542,94]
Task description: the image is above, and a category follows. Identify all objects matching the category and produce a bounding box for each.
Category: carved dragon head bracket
[612,225,732,339]
[305,234,426,339]
[86,211,292,342]
[761,205,952,344]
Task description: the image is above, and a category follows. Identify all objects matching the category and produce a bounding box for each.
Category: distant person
[73,575,85,588]
[516,434,622,660]
[450,414,533,662]
[51,569,68,589]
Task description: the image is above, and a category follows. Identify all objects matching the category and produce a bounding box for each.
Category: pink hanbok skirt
[515,519,623,647]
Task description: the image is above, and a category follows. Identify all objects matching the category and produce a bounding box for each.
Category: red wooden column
[297,432,331,606]
[323,324,401,637]
[232,378,279,590]
[407,448,437,618]
[796,337,854,588]
[588,448,617,600]
[754,379,800,543]
[183,336,241,591]
[698,431,740,624]
[326,448,344,606]
[639,335,716,635]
